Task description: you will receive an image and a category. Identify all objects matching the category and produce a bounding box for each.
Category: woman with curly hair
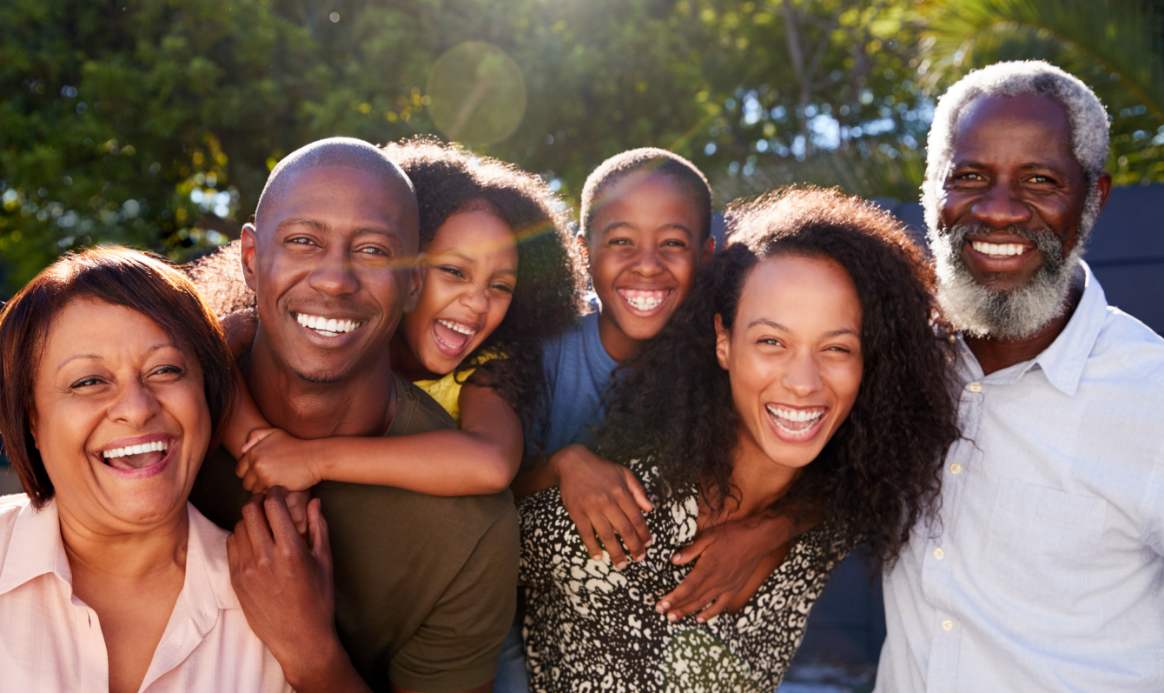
[191,137,586,498]
[517,187,960,693]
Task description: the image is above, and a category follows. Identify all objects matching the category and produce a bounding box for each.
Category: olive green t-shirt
[189,372,519,692]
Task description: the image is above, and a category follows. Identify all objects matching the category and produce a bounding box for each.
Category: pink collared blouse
[0,494,292,692]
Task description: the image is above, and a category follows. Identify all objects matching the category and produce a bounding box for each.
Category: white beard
[929,221,1087,340]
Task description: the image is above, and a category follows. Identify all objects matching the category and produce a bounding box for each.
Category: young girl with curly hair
[517,187,961,692]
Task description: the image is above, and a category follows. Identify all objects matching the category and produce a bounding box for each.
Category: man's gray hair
[255,137,414,227]
[922,61,1110,234]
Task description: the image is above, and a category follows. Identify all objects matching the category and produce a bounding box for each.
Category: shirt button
[942,619,954,631]
[966,382,982,393]
[950,463,963,475]
[933,547,945,560]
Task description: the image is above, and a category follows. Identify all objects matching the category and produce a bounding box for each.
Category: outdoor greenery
[3,0,1164,294]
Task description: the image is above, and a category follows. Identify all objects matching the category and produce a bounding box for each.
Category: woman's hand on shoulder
[551,445,654,570]
[236,428,323,494]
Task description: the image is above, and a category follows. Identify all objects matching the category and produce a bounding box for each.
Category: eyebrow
[277,217,401,240]
[747,318,859,339]
[953,160,1065,173]
[58,343,178,370]
[600,221,694,238]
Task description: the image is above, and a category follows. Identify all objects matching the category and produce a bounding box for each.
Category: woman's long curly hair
[383,138,588,448]
[591,187,960,571]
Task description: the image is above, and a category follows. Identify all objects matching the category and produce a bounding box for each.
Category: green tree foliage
[3,0,1163,294]
[917,0,1164,185]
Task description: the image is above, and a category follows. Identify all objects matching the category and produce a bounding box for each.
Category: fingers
[569,512,605,564]
[657,573,723,622]
[670,532,715,566]
[610,495,648,562]
[695,594,730,623]
[307,498,331,562]
[241,493,274,560]
[262,486,303,548]
[590,514,630,569]
[624,472,654,514]
[241,427,278,455]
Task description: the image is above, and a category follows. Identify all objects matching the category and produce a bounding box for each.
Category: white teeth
[437,319,477,336]
[765,405,824,424]
[971,241,1027,257]
[295,313,362,335]
[103,440,169,459]
[619,290,666,312]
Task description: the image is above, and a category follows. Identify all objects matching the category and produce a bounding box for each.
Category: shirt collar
[1030,261,1108,396]
[0,499,239,620]
[956,261,1108,396]
[0,498,72,597]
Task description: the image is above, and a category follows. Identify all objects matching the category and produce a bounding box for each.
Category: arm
[237,381,523,496]
[226,487,371,693]
[656,505,821,622]
[512,444,653,570]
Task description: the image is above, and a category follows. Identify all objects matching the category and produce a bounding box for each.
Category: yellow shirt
[412,352,499,425]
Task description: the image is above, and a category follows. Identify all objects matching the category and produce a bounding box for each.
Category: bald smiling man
[189,138,519,693]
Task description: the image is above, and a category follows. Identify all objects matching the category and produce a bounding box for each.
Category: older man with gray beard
[874,61,1164,692]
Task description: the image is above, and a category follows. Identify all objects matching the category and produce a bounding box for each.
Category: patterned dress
[518,459,850,693]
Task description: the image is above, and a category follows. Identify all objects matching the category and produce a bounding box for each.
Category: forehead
[427,210,517,263]
[264,166,419,247]
[595,173,697,224]
[952,92,1075,164]
[42,299,171,366]
[738,254,861,326]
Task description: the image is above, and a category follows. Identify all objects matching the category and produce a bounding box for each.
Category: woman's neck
[57,503,189,581]
[717,432,803,519]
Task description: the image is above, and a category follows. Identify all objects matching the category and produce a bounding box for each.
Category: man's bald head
[255,137,417,231]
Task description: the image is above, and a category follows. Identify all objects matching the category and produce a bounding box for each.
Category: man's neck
[965,276,1085,376]
[245,331,398,440]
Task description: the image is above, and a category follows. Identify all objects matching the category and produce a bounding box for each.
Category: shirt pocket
[987,479,1108,596]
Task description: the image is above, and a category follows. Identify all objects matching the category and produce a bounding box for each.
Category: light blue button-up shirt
[875,263,1164,692]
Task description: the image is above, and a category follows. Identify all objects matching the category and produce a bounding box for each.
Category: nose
[631,245,664,276]
[307,251,359,296]
[460,283,490,314]
[781,351,823,399]
[108,380,160,428]
[971,180,1032,229]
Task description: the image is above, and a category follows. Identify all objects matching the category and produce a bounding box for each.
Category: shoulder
[0,495,30,572]
[390,374,457,435]
[1094,307,1164,388]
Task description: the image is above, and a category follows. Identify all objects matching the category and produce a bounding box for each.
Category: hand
[226,487,366,692]
[553,445,654,569]
[656,513,800,623]
[236,428,322,493]
[285,489,311,537]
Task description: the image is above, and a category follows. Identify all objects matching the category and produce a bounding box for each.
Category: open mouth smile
[765,405,827,439]
[294,312,366,338]
[433,318,479,357]
[98,437,174,478]
[616,288,672,316]
[969,240,1032,258]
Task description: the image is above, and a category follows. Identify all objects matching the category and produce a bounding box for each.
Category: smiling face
[931,92,1110,338]
[397,208,518,379]
[587,172,713,362]
[241,165,421,384]
[716,254,863,473]
[29,299,211,529]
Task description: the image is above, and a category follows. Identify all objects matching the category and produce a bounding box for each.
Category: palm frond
[917,0,1164,122]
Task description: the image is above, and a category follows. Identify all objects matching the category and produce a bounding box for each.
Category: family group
[0,60,1161,693]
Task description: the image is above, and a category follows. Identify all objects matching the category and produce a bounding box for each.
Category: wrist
[281,632,364,693]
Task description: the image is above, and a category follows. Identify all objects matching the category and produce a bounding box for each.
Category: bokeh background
[5,2,1164,691]
[5,0,1164,294]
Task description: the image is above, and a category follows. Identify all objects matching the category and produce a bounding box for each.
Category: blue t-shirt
[534,309,619,454]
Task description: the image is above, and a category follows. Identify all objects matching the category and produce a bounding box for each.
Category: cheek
[830,362,864,417]
[486,294,513,333]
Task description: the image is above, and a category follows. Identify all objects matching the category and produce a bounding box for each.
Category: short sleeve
[389,505,520,692]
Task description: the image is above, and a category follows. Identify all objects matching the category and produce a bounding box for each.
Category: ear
[701,236,715,264]
[714,313,730,371]
[240,223,259,292]
[1093,172,1113,216]
[403,254,424,313]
